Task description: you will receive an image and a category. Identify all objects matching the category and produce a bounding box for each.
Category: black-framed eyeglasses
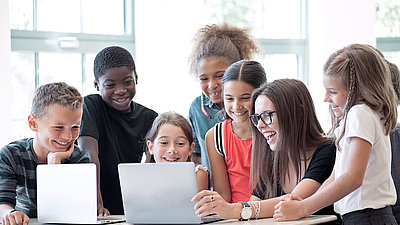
[250,111,276,126]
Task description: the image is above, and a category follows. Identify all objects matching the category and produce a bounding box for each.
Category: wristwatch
[239,201,252,220]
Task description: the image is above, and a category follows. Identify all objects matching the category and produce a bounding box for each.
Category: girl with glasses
[193,79,339,224]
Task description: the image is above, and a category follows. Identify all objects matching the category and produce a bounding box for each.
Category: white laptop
[36,163,124,224]
[118,162,221,224]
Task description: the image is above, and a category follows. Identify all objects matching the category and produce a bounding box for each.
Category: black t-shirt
[253,141,339,222]
[390,123,400,223]
[80,94,157,214]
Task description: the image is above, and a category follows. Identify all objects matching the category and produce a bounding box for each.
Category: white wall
[0,0,12,146]
[308,0,376,131]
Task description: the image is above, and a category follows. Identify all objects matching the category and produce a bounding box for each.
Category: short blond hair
[31,82,83,118]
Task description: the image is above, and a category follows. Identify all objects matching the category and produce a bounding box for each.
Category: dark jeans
[342,206,397,225]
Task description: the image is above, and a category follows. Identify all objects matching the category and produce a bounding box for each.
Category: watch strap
[239,201,250,208]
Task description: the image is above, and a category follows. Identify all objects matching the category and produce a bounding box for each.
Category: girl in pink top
[205,60,267,203]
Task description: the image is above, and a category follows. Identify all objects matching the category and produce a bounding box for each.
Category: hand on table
[191,190,237,219]
[2,210,29,225]
[273,194,308,221]
[97,205,110,217]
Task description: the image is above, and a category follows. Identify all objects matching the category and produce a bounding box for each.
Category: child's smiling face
[223,80,254,124]
[147,124,194,163]
[197,57,229,108]
[323,75,349,118]
[254,95,279,151]
[95,66,136,113]
[30,103,82,155]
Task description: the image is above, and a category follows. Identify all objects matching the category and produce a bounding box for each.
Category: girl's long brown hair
[250,79,331,199]
[324,44,398,150]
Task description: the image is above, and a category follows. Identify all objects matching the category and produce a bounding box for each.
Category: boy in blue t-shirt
[0,82,90,225]
[78,46,157,216]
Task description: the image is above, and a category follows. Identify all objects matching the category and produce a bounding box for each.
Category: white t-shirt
[334,104,396,215]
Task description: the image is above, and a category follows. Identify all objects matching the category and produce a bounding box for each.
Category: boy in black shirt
[78,46,157,216]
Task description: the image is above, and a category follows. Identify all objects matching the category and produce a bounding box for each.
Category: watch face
[241,207,252,219]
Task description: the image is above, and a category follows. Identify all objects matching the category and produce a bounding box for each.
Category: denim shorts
[341,206,397,225]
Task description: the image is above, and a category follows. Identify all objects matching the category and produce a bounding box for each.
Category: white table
[214,215,337,224]
[28,214,337,225]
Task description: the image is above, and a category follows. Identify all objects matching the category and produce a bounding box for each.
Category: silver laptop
[36,163,124,224]
[118,162,220,224]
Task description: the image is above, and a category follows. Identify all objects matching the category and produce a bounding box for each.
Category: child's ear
[188,142,195,156]
[28,114,38,131]
[146,140,154,155]
[94,81,99,91]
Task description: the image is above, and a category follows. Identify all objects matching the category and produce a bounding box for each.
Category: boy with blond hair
[0,82,90,225]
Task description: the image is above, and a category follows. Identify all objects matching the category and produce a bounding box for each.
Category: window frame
[256,38,309,83]
[9,0,135,139]
[10,0,135,65]
[254,0,309,85]
[377,37,400,52]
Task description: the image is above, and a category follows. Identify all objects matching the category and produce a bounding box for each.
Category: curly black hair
[93,46,137,82]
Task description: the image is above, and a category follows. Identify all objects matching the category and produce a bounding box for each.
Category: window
[10,0,308,139]
[376,0,400,65]
[204,0,308,82]
[376,0,400,122]
[133,0,308,119]
[9,0,134,140]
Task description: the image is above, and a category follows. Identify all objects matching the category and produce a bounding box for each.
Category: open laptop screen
[118,162,203,224]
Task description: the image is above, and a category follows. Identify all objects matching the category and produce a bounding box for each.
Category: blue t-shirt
[188,94,223,173]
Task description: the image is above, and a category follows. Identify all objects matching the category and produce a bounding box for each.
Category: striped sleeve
[214,122,225,157]
[64,145,91,163]
[0,146,18,207]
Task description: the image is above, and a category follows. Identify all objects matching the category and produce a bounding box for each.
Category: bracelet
[9,209,19,214]
[254,201,261,219]
[195,165,209,176]
[248,201,261,219]
[248,201,255,219]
